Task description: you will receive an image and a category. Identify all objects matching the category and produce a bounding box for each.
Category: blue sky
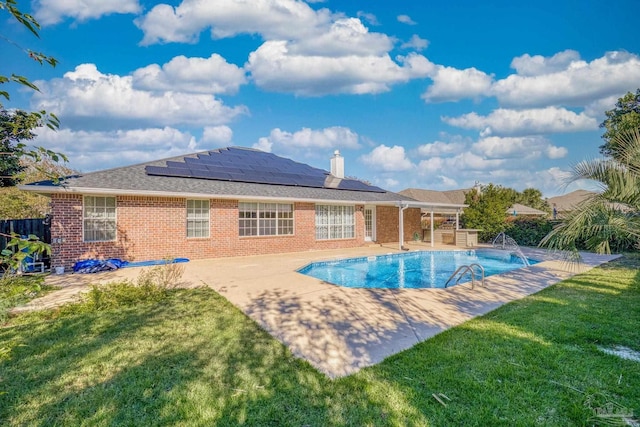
[2,0,640,196]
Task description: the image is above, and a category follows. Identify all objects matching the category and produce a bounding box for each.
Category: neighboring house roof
[399,188,471,204]
[399,188,470,213]
[506,203,547,216]
[20,147,424,205]
[547,190,596,212]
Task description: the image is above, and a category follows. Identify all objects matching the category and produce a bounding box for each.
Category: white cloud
[442,107,598,135]
[583,94,621,120]
[401,35,429,51]
[417,141,465,157]
[254,126,361,154]
[438,175,458,187]
[135,0,333,45]
[360,145,414,172]
[418,152,505,174]
[383,178,400,187]
[246,42,433,95]
[287,18,393,57]
[34,126,198,171]
[417,50,640,109]
[510,49,581,76]
[397,14,416,25]
[357,11,379,26]
[493,51,640,107]
[472,136,567,160]
[33,0,141,25]
[422,65,493,103]
[132,54,246,95]
[32,64,248,128]
[201,126,233,146]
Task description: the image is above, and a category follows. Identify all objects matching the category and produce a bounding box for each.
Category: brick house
[22,147,464,269]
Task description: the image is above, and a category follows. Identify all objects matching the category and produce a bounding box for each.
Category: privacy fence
[0,218,51,250]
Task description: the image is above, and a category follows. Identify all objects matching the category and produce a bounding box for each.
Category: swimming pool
[297,250,539,289]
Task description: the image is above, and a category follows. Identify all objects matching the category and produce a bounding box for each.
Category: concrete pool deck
[19,243,620,378]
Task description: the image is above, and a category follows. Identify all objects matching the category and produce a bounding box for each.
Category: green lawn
[1,257,639,426]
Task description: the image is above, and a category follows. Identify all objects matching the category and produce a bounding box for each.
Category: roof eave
[18,184,423,206]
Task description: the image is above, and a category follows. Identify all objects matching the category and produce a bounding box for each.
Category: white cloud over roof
[360,145,414,172]
[493,51,640,108]
[132,54,246,95]
[32,64,248,128]
[254,127,361,154]
[35,126,198,171]
[472,136,568,160]
[246,43,433,95]
[442,107,598,135]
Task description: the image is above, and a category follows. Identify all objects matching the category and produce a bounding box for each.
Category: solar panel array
[145,147,386,193]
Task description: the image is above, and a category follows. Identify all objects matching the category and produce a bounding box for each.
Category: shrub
[0,274,49,323]
[506,218,554,246]
[65,261,186,313]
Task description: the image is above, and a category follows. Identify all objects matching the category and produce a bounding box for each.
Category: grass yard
[0,256,639,426]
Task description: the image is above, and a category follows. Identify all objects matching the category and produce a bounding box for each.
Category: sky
[2,0,640,197]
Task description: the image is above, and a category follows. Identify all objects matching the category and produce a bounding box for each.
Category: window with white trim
[187,199,210,238]
[315,205,355,240]
[83,196,116,242]
[239,202,294,236]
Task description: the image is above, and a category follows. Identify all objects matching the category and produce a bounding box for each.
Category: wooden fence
[0,217,51,250]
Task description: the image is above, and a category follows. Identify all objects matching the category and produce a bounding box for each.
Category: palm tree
[540,129,640,254]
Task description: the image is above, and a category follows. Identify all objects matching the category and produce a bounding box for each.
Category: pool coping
[33,243,620,378]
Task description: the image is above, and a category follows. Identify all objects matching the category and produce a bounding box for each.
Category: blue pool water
[297,250,539,289]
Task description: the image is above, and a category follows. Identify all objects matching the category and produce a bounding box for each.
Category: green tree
[1,0,66,270]
[461,183,514,242]
[1,0,66,182]
[516,188,550,213]
[541,129,640,254]
[0,157,76,219]
[599,89,640,156]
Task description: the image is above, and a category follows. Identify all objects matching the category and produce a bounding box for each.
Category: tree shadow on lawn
[0,288,426,426]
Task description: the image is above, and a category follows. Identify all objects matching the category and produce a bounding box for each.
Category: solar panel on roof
[145,148,386,192]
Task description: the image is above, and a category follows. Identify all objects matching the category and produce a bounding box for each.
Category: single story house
[21,147,466,269]
[546,189,596,219]
[506,203,547,217]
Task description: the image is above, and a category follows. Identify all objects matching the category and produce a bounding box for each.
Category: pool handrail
[445,263,485,289]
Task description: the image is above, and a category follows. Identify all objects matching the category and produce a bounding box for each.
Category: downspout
[398,202,409,250]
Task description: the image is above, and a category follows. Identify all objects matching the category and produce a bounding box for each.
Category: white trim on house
[20,184,468,211]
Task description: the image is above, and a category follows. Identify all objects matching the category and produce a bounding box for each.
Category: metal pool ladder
[445,263,485,289]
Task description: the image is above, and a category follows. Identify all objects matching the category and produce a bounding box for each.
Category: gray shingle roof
[23,148,416,204]
[547,190,596,212]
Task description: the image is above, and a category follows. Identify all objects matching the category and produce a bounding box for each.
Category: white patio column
[456,210,460,230]
[398,203,409,250]
[430,209,434,248]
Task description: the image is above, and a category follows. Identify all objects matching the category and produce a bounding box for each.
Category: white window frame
[239,202,294,237]
[187,199,210,238]
[83,196,117,242]
[315,204,355,240]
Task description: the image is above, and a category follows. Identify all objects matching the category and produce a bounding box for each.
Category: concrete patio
[16,243,620,378]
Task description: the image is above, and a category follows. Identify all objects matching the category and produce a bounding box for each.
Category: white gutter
[19,184,468,210]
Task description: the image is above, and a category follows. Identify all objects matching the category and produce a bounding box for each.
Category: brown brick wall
[375,206,422,244]
[49,194,372,269]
